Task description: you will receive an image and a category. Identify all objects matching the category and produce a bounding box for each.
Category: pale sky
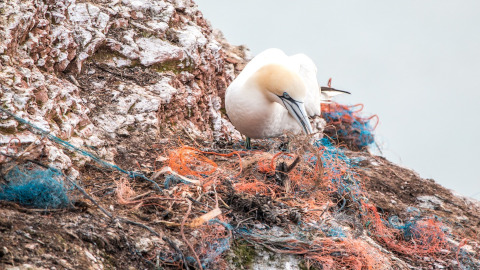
[195,0,480,199]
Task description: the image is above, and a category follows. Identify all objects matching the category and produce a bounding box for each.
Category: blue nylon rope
[0,107,162,191]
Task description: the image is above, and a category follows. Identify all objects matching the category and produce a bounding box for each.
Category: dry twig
[181,200,203,269]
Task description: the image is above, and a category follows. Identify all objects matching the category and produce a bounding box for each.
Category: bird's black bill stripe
[279,95,312,134]
[280,95,304,104]
[320,87,351,95]
[283,100,307,131]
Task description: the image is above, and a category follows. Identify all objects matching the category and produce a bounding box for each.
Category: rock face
[1,1,479,270]
[0,0,245,174]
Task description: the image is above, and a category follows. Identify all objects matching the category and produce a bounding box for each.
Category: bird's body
[225,48,321,139]
[226,85,303,138]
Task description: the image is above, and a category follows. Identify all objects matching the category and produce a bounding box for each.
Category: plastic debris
[0,165,73,209]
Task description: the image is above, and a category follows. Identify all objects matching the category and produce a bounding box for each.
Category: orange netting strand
[168,146,217,177]
[321,103,379,127]
[306,238,386,270]
[116,178,138,205]
[257,152,296,175]
[253,140,363,219]
[349,103,364,113]
[321,102,378,149]
[195,217,232,265]
[257,158,273,174]
[255,150,329,205]
[158,137,453,266]
[115,178,183,206]
[241,232,386,270]
[368,115,379,130]
[167,146,245,179]
[362,203,447,256]
[234,177,278,198]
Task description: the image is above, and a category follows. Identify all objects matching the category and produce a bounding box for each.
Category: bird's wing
[289,53,321,116]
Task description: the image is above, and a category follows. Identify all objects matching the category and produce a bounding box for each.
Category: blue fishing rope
[0,165,73,209]
[0,107,162,191]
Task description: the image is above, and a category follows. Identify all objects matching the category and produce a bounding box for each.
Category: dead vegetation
[0,0,479,269]
[1,117,479,269]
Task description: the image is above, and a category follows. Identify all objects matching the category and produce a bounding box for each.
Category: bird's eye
[283,92,290,98]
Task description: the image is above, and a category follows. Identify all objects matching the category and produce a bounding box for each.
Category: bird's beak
[320,87,351,103]
[280,97,313,135]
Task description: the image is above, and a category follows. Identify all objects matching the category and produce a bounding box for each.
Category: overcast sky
[195,0,480,199]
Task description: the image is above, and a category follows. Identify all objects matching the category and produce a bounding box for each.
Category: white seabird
[225,48,347,144]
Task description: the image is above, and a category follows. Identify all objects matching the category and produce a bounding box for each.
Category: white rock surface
[0,0,246,174]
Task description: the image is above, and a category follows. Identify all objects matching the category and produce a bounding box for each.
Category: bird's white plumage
[289,53,321,116]
[225,48,321,139]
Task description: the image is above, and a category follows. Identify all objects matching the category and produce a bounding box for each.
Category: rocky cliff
[0,0,479,269]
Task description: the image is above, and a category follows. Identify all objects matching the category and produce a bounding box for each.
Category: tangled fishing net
[0,164,74,209]
[1,101,475,269]
[321,103,378,150]
[130,100,468,269]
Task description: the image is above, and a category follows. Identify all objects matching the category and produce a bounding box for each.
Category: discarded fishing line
[1,102,472,269]
[0,164,74,209]
[321,102,378,150]
[0,107,161,191]
[362,202,447,256]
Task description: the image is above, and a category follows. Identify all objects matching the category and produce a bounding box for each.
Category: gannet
[225,48,348,147]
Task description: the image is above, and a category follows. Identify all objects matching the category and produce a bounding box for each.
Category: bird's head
[253,64,313,134]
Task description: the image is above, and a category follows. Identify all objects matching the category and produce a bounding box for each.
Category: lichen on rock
[3,1,477,270]
[0,0,245,174]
